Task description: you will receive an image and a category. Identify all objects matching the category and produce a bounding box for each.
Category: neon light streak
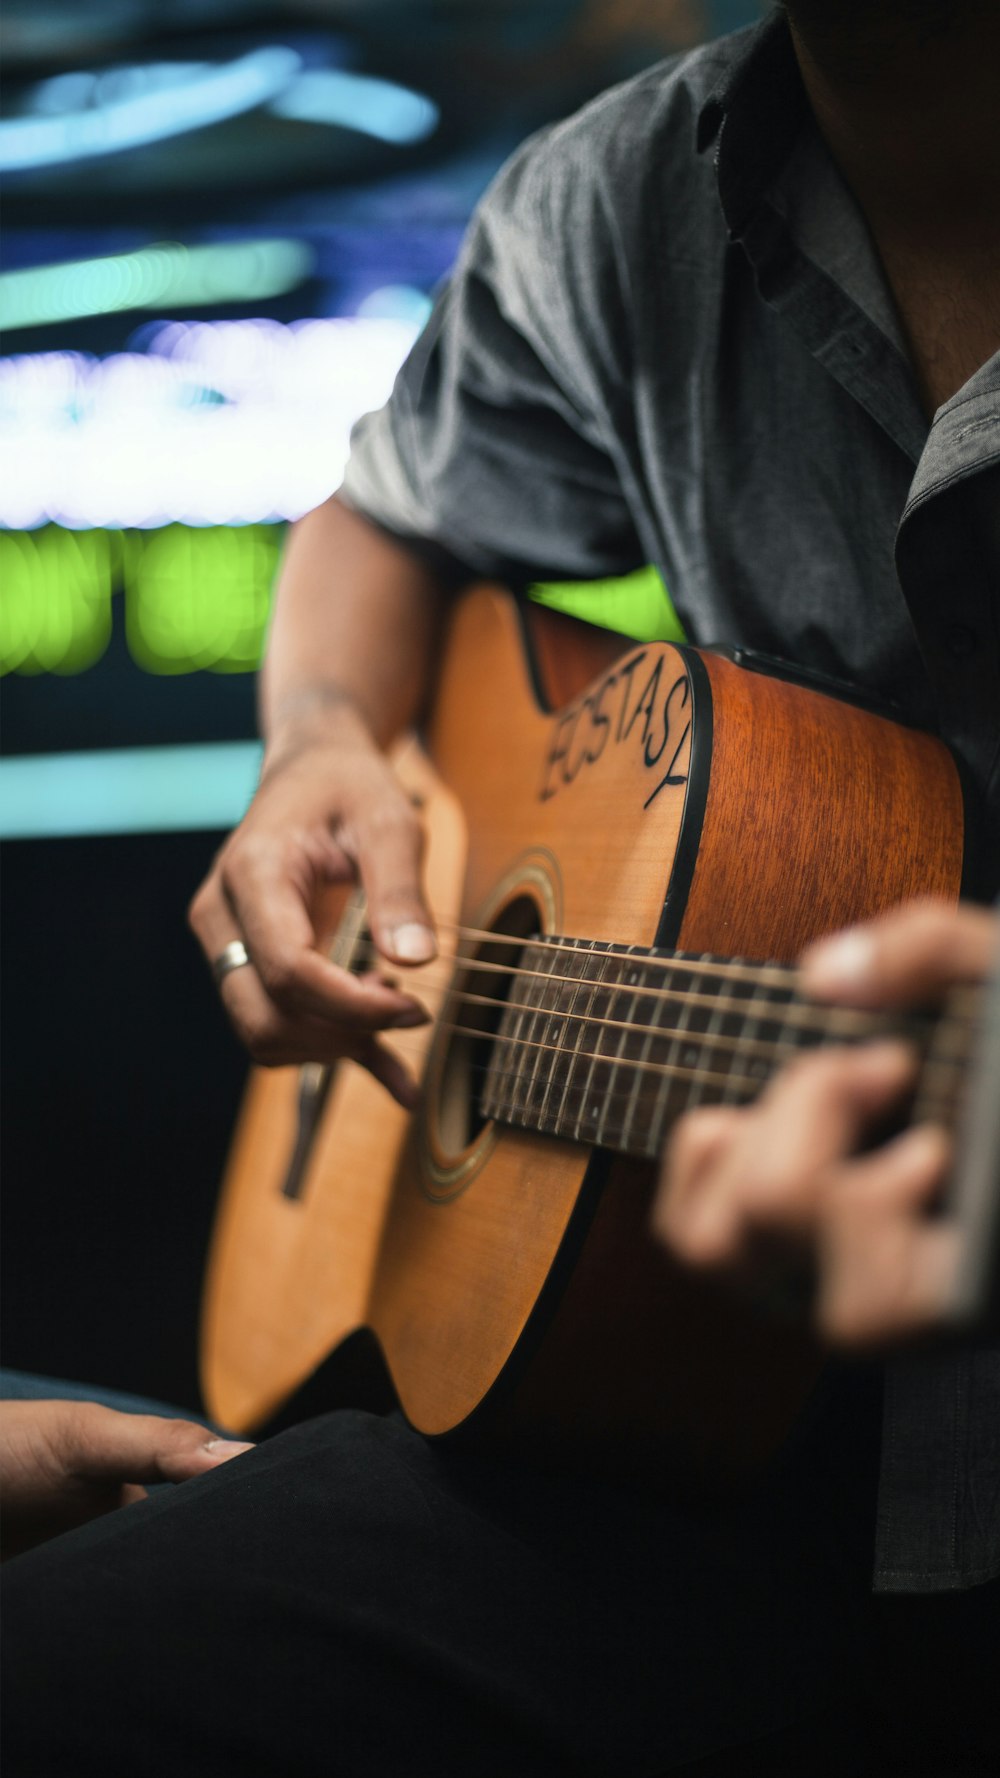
[0,743,263,840]
[0,47,301,170]
[270,70,439,144]
[0,240,314,333]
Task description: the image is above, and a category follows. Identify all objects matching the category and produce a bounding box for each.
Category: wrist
[261,688,377,783]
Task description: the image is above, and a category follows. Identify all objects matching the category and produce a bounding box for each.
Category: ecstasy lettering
[540,650,691,807]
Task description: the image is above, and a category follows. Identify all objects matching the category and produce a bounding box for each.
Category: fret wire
[571,945,614,1141]
[687,963,728,1110]
[505,945,536,1127]
[645,956,700,1153]
[723,968,770,1106]
[613,947,656,1152]
[533,939,582,1131]
[596,947,640,1148]
[559,940,595,1138]
[354,942,909,1042]
[911,984,977,1128]
[522,951,551,1126]
[772,982,805,1103]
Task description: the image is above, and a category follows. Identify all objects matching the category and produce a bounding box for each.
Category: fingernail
[801,928,875,993]
[203,1438,255,1459]
[389,923,436,963]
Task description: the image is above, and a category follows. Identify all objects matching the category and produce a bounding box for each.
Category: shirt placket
[894,367,1000,898]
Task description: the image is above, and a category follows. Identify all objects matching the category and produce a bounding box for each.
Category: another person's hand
[0,1399,253,1559]
[189,703,435,1109]
[653,900,998,1349]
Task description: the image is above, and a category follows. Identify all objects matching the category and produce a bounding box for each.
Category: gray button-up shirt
[342,13,1000,1592]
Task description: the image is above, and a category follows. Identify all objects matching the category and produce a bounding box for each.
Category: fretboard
[478,935,963,1159]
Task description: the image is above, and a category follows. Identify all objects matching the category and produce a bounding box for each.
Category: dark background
[2,0,766,1413]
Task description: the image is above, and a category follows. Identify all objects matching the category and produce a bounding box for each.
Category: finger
[666,1043,918,1268]
[837,1119,952,1213]
[818,1125,957,1347]
[749,1040,919,1184]
[340,795,436,967]
[801,899,997,1008]
[223,848,427,1028]
[217,951,428,1066]
[653,1106,743,1248]
[66,1407,254,1485]
[356,1036,423,1112]
[193,849,427,1038]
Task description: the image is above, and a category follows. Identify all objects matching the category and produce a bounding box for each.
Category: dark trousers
[1,1379,997,1776]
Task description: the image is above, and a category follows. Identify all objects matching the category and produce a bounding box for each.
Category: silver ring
[212,940,252,986]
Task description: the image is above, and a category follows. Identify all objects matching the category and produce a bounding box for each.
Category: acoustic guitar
[201,585,984,1484]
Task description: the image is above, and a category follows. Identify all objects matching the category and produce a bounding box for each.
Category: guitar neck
[479,936,973,1160]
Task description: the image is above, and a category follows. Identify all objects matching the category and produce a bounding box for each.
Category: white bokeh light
[0,316,423,530]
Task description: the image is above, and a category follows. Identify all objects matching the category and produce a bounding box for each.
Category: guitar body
[201,587,963,1482]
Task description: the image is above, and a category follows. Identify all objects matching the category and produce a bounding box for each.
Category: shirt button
[946,623,977,658]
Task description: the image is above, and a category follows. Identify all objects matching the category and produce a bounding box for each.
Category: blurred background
[1,0,767,1412]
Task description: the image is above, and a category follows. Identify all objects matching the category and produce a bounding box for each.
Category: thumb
[68,1405,254,1485]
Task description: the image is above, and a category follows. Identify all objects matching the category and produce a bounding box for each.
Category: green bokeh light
[529,563,686,644]
[1,522,282,676]
[1,526,685,679]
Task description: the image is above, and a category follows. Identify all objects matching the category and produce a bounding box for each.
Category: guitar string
[356,933,985,1024]
[360,989,974,1121]
[352,996,970,1133]
[383,980,904,1066]
[352,941,857,1032]
[371,924,800,987]
[379,1045,967,1146]
[442,923,803,985]
[352,939,981,1046]
[375,924,987,1042]
[382,1018,971,1113]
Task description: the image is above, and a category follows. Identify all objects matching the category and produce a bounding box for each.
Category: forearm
[260,495,453,759]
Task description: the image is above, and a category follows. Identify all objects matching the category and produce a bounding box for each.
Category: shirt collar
[697,14,928,464]
[696,12,810,241]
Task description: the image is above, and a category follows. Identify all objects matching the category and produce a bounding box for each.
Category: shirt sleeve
[340,127,644,586]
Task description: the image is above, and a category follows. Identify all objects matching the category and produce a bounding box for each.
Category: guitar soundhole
[434,893,542,1160]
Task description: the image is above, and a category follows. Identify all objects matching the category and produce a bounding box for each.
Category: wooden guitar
[201,585,975,1483]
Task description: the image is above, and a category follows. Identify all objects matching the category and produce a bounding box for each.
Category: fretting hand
[653,900,998,1348]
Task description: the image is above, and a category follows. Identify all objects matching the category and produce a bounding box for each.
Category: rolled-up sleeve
[340,127,644,585]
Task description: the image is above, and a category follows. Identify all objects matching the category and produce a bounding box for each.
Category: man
[5,4,999,1773]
